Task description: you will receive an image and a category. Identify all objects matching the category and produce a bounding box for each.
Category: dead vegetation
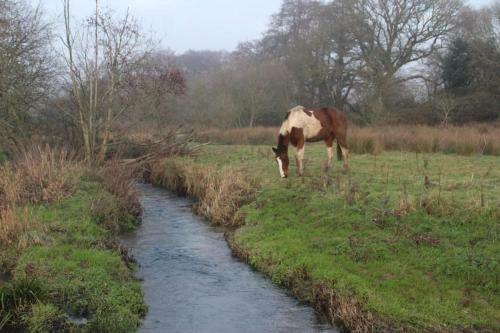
[196,127,276,145]
[92,162,142,219]
[109,127,199,161]
[0,145,81,210]
[0,146,80,249]
[151,158,258,227]
[196,123,500,156]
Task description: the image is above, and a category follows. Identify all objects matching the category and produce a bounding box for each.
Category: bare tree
[316,0,363,108]
[61,0,160,163]
[435,93,457,126]
[351,0,463,116]
[0,0,53,148]
[255,0,363,109]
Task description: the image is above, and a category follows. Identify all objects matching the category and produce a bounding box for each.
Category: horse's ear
[272,147,278,154]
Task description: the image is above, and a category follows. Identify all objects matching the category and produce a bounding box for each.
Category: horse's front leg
[295,146,305,176]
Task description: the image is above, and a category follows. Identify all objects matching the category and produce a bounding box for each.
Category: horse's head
[272,146,289,178]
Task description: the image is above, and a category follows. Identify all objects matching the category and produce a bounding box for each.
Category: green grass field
[0,181,146,332]
[173,145,500,331]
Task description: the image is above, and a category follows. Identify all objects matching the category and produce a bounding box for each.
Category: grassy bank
[152,145,499,332]
[0,148,146,332]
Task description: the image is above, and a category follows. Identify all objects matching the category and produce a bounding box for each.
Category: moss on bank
[152,145,500,333]
[0,180,146,333]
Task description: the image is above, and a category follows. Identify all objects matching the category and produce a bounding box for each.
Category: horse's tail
[337,142,343,161]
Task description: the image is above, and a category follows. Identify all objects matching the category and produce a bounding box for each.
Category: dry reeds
[349,123,500,155]
[151,158,257,226]
[196,127,276,146]
[92,161,142,220]
[194,123,500,156]
[0,145,81,209]
[0,209,48,250]
[0,146,80,248]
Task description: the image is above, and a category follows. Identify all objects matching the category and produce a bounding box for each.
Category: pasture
[159,144,500,331]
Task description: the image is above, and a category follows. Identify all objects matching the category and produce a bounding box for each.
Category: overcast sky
[39,0,496,54]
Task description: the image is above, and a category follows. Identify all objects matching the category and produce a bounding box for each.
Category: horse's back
[282,106,347,141]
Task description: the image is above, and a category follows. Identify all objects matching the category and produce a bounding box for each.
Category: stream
[123,183,338,333]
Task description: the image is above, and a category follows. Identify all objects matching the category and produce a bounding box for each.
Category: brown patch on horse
[324,136,334,147]
[327,108,348,150]
[290,127,305,149]
[303,109,313,116]
[277,133,290,152]
[304,107,348,146]
[305,109,333,142]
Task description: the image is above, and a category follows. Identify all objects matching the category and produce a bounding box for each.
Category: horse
[272,105,349,178]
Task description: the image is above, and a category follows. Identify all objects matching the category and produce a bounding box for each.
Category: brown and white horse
[272,106,349,178]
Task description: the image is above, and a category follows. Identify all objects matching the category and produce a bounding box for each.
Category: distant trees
[1,0,498,141]
[172,0,500,127]
[439,5,500,122]
[0,0,53,148]
[350,0,462,117]
[172,54,290,128]
[442,38,472,91]
[259,0,361,108]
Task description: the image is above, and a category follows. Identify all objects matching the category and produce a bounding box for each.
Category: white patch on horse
[281,106,323,140]
[276,157,285,178]
[301,111,322,139]
[279,123,288,135]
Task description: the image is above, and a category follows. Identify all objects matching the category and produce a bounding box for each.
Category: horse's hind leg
[337,136,349,173]
[324,137,334,172]
[341,146,349,173]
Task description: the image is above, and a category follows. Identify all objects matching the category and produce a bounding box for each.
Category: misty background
[2,0,500,161]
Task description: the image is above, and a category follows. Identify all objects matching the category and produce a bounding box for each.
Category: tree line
[0,0,499,163]
[169,0,500,127]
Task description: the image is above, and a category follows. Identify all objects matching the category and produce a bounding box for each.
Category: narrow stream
[123,184,338,333]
